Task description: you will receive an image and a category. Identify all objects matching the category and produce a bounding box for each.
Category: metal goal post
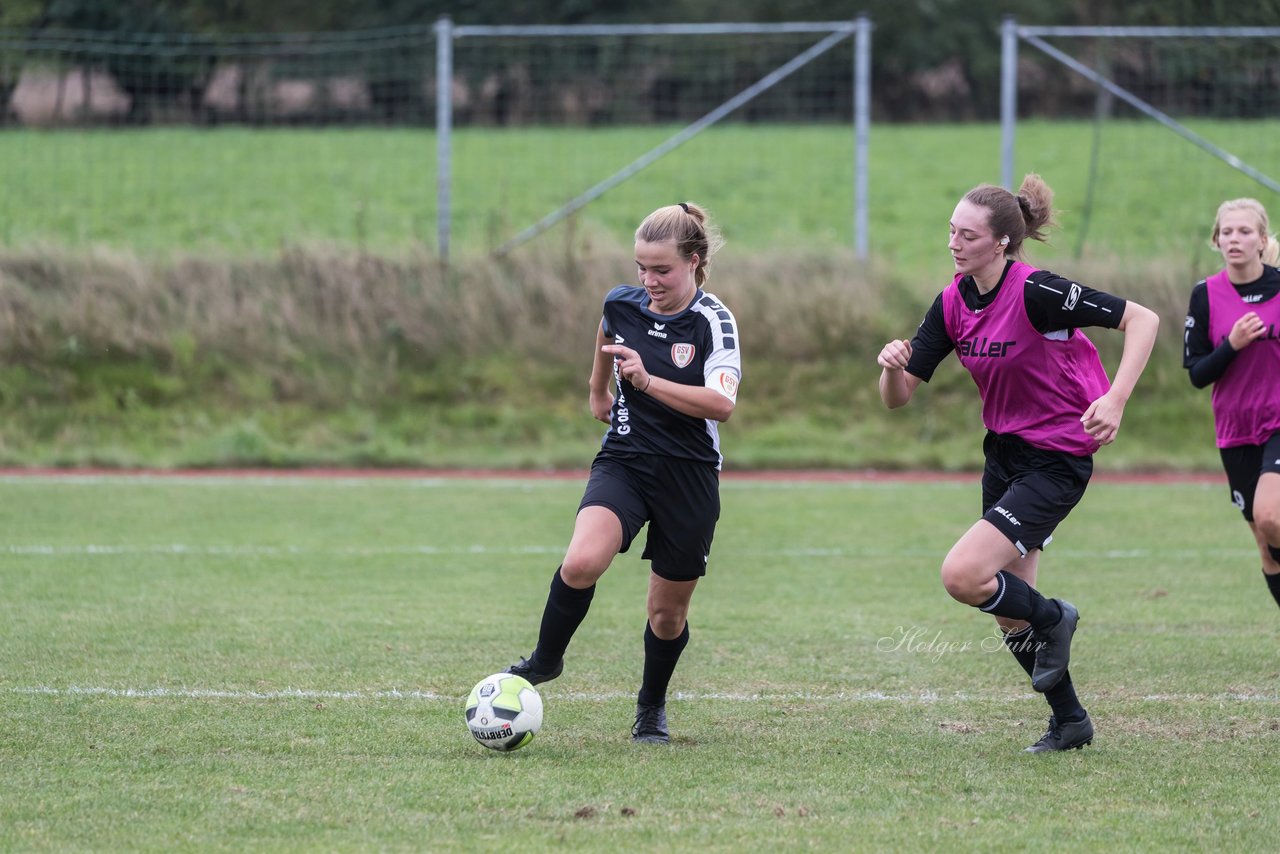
[1000,20,1280,195]
[434,18,873,263]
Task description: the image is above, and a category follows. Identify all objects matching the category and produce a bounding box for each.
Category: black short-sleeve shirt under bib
[600,285,741,468]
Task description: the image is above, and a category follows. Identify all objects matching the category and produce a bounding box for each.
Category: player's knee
[939,560,984,604]
[647,605,688,639]
[559,557,608,588]
[1254,506,1280,545]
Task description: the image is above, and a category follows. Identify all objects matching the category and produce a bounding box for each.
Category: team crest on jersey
[671,343,695,368]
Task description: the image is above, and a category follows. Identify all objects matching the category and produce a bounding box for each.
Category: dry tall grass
[0,242,1214,469]
[0,242,1194,374]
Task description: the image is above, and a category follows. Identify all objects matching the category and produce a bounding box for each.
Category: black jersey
[906,263,1127,381]
[599,285,742,468]
[1183,265,1280,388]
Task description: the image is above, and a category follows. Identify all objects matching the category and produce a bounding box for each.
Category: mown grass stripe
[9,685,1278,704]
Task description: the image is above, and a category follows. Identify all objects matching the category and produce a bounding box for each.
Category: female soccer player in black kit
[1183,198,1280,611]
[877,174,1159,753]
[505,202,742,743]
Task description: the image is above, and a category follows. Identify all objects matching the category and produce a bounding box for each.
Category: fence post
[1000,16,1017,190]
[435,15,453,264]
[854,15,872,261]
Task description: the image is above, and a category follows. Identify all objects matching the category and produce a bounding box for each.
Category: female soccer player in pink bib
[1183,198,1280,612]
[876,174,1159,753]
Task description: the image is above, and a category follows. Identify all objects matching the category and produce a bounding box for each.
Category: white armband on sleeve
[706,368,740,402]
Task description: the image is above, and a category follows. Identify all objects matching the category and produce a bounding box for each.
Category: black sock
[529,567,595,670]
[637,621,690,707]
[1003,625,1037,678]
[1004,626,1086,723]
[1044,671,1087,723]
[1265,570,1280,610]
[978,571,1061,630]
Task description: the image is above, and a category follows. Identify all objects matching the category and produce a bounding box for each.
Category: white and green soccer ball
[465,672,543,752]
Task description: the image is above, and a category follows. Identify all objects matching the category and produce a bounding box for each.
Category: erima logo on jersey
[647,328,669,339]
[653,323,666,330]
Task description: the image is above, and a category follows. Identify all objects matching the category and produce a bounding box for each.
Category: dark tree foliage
[23,0,1280,36]
[10,0,1280,124]
[33,0,215,123]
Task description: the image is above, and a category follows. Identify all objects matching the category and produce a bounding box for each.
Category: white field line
[1,543,567,557]
[0,473,976,490]
[0,543,1257,560]
[0,472,1223,489]
[0,475,562,489]
[6,685,1278,704]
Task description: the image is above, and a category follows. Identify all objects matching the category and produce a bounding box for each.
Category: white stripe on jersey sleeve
[693,291,742,382]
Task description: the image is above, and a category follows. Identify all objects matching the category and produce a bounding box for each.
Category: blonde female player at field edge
[876,174,1159,753]
[1183,198,1280,611]
[503,202,742,744]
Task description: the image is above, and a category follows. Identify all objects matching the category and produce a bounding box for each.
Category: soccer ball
[465,672,543,752]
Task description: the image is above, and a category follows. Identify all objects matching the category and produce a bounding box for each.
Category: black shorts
[1219,431,1280,522]
[578,451,720,581]
[980,432,1094,556]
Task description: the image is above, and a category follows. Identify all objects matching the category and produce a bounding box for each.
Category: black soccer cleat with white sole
[1025,713,1094,753]
[631,702,670,744]
[1031,599,1079,693]
[504,655,564,686]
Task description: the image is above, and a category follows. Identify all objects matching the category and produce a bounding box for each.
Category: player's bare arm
[1080,301,1159,445]
[877,338,921,409]
[588,322,616,424]
[601,343,735,422]
[1228,311,1268,351]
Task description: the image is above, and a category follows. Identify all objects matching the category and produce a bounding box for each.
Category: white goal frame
[433,18,873,262]
[999,20,1280,194]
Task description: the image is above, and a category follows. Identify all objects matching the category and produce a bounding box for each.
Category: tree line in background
[2,0,1278,126]
[7,0,1278,33]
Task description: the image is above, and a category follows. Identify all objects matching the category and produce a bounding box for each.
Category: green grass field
[2,473,1276,850]
[2,119,1277,270]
